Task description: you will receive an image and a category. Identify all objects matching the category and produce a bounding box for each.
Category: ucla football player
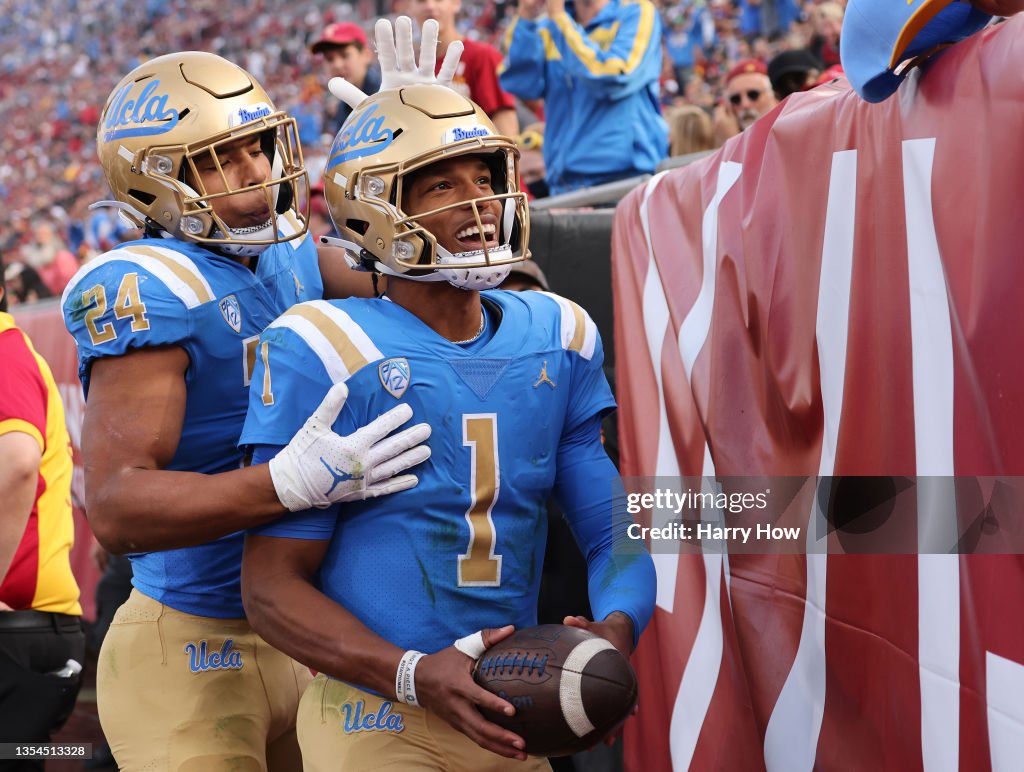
[61,48,441,771]
[238,71,657,768]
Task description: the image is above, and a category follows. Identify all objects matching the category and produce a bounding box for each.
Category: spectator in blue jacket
[500,0,668,195]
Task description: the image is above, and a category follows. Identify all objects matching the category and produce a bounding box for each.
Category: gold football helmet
[322,84,529,290]
[97,51,308,256]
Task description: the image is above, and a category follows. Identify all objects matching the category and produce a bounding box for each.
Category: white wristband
[395,650,426,707]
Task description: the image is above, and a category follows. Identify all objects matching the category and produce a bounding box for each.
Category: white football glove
[269,382,432,511]
[328,16,465,110]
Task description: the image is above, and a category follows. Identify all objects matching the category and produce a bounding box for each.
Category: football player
[61,51,436,770]
[238,76,658,768]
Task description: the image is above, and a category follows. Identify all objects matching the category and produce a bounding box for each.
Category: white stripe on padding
[559,637,616,738]
[538,291,598,360]
[60,245,214,309]
[268,301,382,383]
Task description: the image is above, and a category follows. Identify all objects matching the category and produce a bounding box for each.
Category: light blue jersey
[241,290,656,654]
[61,223,322,617]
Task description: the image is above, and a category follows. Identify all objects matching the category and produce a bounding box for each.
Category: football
[472,624,638,756]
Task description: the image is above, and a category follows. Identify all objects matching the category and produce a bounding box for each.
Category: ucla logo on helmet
[327,104,395,168]
[103,80,179,143]
[230,102,272,128]
[219,295,242,333]
[378,358,411,399]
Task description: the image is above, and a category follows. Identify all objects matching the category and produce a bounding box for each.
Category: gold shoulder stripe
[284,303,370,376]
[123,246,214,304]
[540,28,562,61]
[567,299,587,353]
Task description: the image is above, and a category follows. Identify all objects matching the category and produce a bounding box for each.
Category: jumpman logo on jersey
[321,457,358,495]
[533,360,556,389]
[293,273,304,299]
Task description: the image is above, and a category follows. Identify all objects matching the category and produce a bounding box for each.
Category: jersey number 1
[459,415,503,587]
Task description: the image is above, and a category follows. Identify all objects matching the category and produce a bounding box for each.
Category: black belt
[0,609,82,633]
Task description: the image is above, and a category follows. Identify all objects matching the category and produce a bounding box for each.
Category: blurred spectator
[739,0,802,40]
[291,78,325,147]
[809,1,844,69]
[768,48,822,98]
[663,2,717,86]
[3,262,54,306]
[501,0,668,195]
[410,0,520,136]
[516,123,549,199]
[20,220,79,295]
[665,104,714,157]
[310,21,381,138]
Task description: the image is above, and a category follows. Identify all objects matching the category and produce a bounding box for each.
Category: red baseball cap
[725,59,768,85]
[311,22,368,54]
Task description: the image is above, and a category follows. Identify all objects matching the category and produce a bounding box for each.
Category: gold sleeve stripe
[538,291,599,360]
[287,303,369,375]
[120,245,215,306]
[567,300,587,354]
[541,28,562,61]
[272,300,382,382]
[503,16,518,57]
[0,418,45,452]
[553,1,654,77]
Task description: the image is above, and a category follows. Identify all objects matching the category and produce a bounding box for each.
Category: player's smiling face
[186,134,274,231]
[401,155,502,255]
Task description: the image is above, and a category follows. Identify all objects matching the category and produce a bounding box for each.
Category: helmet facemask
[152,115,309,256]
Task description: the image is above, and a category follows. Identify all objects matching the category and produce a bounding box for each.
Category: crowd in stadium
[0,0,847,303]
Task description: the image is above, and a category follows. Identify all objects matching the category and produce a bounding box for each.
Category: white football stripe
[559,637,616,738]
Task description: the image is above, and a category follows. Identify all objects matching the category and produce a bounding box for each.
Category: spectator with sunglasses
[714,58,778,146]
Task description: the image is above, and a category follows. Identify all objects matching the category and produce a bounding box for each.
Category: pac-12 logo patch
[219,295,242,333]
[378,358,410,399]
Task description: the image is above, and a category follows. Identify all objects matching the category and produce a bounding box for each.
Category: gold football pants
[97,589,311,771]
[297,674,553,772]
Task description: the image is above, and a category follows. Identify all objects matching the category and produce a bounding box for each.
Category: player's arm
[554,413,656,655]
[84,346,427,554]
[82,346,288,553]
[317,243,378,299]
[242,523,529,761]
[499,0,550,101]
[543,0,662,99]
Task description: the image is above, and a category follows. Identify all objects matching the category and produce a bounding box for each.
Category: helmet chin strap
[321,234,511,289]
[213,217,277,258]
[434,244,514,291]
